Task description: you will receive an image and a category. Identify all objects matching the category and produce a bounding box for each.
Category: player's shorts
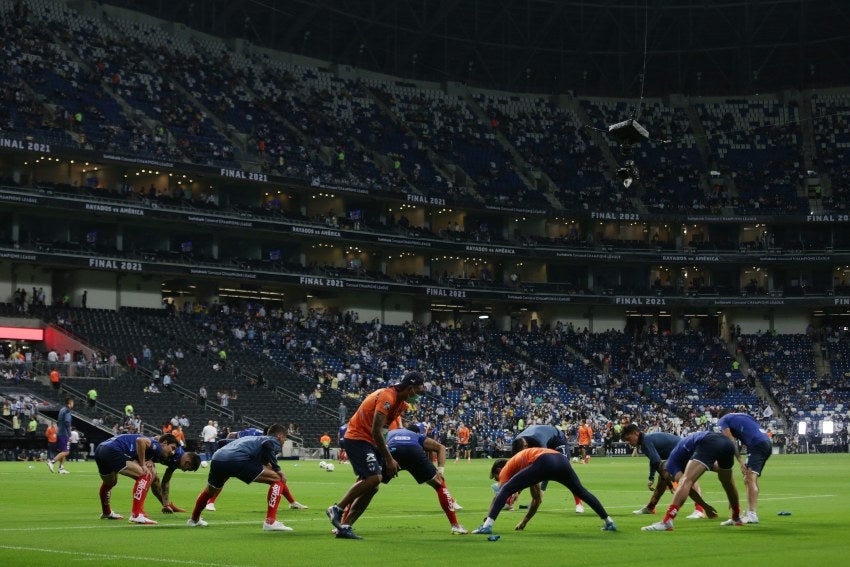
[552,444,569,456]
[692,432,735,471]
[745,440,772,475]
[457,442,469,450]
[95,444,131,475]
[57,435,71,454]
[344,438,384,480]
[207,458,264,488]
[386,445,435,484]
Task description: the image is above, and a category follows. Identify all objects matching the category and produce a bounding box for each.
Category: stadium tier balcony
[8,0,850,216]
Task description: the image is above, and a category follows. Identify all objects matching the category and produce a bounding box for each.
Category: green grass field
[1,453,847,566]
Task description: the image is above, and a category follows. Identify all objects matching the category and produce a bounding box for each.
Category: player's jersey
[640,432,681,481]
[158,445,185,469]
[414,421,428,435]
[578,424,593,445]
[457,426,470,445]
[57,406,72,437]
[212,435,282,470]
[666,431,711,478]
[236,427,264,438]
[387,429,426,450]
[345,387,408,444]
[516,425,567,449]
[498,448,558,484]
[100,434,165,461]
[717,413,770,447]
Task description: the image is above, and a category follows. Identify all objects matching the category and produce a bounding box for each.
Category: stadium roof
[111,0,850,96]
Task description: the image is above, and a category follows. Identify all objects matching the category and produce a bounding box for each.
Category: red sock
[99,483,112,515]
[663,504,680,524]
[574,495,583,506]
[341,504,352,524]
[435,480,458,525]
[507,493,518,507]
[695,504,705,513]
[131,474,151,517]
[280,482,295,504]
[266,481,283,524]
[731,503,741,520]
[207,493,217,504]
[191,490,212,521]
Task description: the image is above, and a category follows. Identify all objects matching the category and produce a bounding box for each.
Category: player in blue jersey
[188,423,295,531]
[47,398,73,474]
[150,446,202,515]
[338,423,348,463]
[205,426,307,512]
[620,423,710,518]
[377,428,467,534]
[717,410,772,524]
[641,431,740,532]
[94,433,180,524]
[512,424,585,513]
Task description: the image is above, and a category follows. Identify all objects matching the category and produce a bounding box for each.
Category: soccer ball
[201,460,209,468]
[571,457,579,463]
[319,461,328,469]
[326,463,335,472]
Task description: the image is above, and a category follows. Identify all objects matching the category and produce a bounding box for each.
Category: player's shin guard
[131,473,151,517]
[435,481,458,525]
[663,504,680,524]
[280,482,295,504]
[99,483,112,515]
[266,481,283,524]
[191,489,212,521]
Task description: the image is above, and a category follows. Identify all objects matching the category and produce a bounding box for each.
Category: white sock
[483,518,495,528]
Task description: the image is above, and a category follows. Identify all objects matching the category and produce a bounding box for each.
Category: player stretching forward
[149,445,202,515]
[188,423,295,531]
[641,431,740,532]
[620,423,709,519]
[512,424,586,514]
[472,448,617,535]
[94,433,179,524]
[717,410,772,525]
[204,427,307,512]
[374,428,467,534]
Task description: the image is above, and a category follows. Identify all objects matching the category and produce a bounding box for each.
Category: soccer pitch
[1,454,846,566]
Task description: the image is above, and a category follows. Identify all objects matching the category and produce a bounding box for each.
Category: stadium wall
[117,274,163,309]
[771,309,811,334]
[592,307,627,332]
[732,311,774,334]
